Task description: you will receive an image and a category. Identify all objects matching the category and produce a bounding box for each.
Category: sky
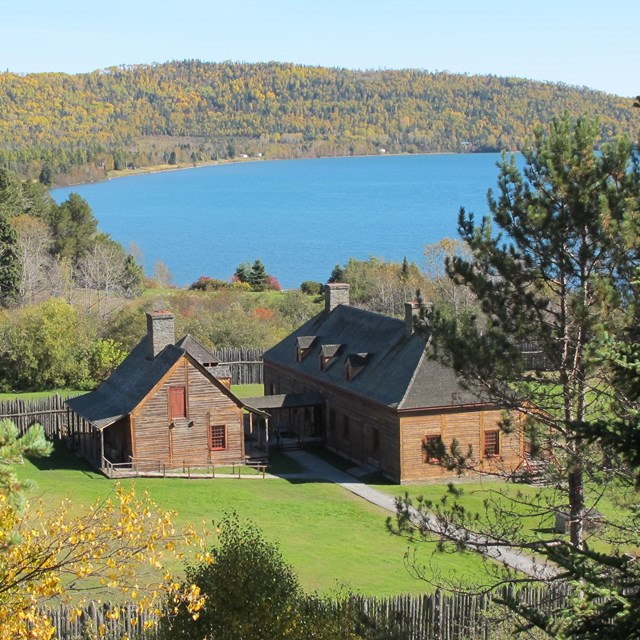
[1,0,637,97]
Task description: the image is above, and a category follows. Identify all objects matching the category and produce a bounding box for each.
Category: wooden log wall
[41,584,572,639]
[212,347,265,385]
[0,394,73,440]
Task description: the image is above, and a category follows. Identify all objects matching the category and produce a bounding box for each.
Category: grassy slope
[17,446,490,597]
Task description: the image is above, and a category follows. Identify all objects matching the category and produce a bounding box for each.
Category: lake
[51,154,505,288]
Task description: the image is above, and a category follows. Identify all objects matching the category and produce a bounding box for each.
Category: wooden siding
[265,361,525,484]
[264,362,402,481]
[132,357,244,466]
[400,407,524,483]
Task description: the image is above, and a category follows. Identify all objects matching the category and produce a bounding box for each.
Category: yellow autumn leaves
[0,485,206,639]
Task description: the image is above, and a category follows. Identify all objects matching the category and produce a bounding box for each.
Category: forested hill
[1,60,638,184]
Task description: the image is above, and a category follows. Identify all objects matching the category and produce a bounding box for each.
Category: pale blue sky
[1,0,637,97]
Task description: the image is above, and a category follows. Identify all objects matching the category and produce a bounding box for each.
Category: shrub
[189,276,231,292]
[300,281,323,296]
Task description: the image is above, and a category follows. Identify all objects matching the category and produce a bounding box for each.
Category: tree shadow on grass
[30,441,103,477]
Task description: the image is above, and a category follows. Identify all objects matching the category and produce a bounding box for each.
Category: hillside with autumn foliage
[1,60,638,183]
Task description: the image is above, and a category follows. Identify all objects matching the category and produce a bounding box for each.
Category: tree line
[0,60,638,183]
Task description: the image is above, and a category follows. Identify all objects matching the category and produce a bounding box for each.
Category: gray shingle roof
[263,305,479,410]
[67,341,185,429]
[175,334,219,366]
[68,333,240,429]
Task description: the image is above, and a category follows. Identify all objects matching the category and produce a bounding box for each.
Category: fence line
[43,585,572,640]
[0,395,71,440]
[212,347,265,385]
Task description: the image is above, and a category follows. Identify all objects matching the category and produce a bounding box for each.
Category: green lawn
[373,479,637,554]
[231,383,263,398]
[0,389,83,401]
[16,445,490,597]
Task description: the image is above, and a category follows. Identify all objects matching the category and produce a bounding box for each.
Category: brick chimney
[146,311,175,359]
[324,283,350,313]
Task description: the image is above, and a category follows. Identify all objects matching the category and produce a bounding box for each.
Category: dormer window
[320,344,342,371]
[346,353,370,381]
[296,336,316,362]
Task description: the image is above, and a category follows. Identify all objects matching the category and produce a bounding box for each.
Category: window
[169,386,186,419]
[422,434,443,463]
[484,430,500,457]
[210,424,227,450]
[372,427,380,453]
[343,415,350,440]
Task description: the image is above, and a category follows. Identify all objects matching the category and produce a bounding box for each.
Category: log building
[259,284,525,483]
[67,311,250,474]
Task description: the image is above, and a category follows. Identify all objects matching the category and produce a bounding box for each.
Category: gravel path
[283,450,556,579]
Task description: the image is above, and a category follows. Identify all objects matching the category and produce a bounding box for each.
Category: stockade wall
[0,395,73,440]
[212,347,265,385]
[43,585,571,639]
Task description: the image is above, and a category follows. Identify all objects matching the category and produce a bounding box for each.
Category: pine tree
[393,116,640,637]
[0,212,20,306]
[327,264,345,283]
[247,259,268,291]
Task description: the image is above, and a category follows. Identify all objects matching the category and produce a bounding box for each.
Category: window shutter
[169,386,186,419]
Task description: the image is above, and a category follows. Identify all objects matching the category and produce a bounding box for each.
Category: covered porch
[243,392,325,450]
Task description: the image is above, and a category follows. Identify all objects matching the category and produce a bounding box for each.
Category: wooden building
[259,284,524,483]
[67,312,250,474]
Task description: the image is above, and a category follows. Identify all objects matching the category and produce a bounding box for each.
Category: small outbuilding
[67,312,251,475]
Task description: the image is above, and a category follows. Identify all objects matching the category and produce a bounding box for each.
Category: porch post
[265,417,269,456]
[100,428,105,469]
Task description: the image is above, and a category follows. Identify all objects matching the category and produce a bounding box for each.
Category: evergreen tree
[247,259,268,291]
[0,169,25,218]
[233,262,249,283]
[0,212,20,306]
[327,263,345,283]
[393,117,640,637]
[49,193,98,262]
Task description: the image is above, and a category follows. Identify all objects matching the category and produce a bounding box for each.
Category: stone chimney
[146,311,175,359]
[404,300,421,336]
[324,283,350,313]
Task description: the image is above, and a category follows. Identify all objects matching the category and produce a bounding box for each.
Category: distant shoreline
[52,150,459,190]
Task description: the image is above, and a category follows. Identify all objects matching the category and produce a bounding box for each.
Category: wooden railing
[101,457,268,479]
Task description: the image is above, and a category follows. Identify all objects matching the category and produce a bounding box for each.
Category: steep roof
[68,335,241,429]
[263,305,478,411]
[175,334,219,365]
[67,341,185,429]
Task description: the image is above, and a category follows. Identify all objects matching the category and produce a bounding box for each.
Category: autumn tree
[0,419,207,639]
[13,215,56,306]
[392,117,640,637]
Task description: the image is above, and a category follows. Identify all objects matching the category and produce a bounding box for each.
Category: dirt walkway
[282,450,556,579]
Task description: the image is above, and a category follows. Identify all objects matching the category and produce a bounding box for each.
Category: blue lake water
[51,154,505,288]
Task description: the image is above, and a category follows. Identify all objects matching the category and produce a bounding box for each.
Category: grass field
[372,478,636,555]
[16,445,492,597]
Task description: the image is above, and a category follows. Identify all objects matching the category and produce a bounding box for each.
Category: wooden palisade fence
[0,395,72,440]
[212,347,265,385]
[43,585,570,639]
